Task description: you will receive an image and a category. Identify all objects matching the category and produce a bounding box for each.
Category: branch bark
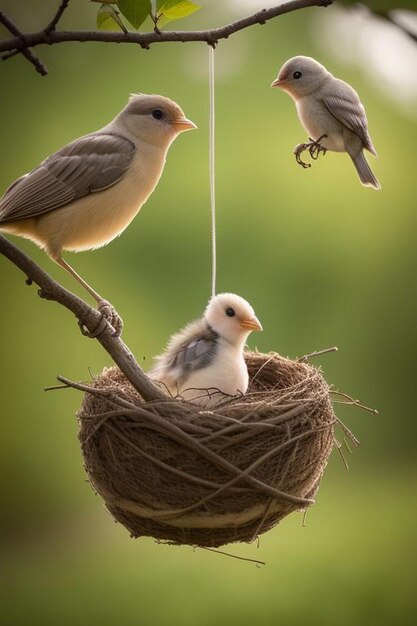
[0,1,333,74]
[0,234,166,402]
[0,11,48,75]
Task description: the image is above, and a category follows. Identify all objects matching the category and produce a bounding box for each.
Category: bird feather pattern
[150,320,219,386]
[0,133,135,223]
[322,93,376,156]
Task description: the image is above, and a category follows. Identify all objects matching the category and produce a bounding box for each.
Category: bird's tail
[351,151,381,190]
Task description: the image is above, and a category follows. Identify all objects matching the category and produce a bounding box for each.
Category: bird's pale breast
[178,343,248,403]
[6,144,166,256]
[296,97,345,152]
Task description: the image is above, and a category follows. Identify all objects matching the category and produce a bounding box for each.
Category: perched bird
[0,93,196,333]
[271,56,380,189]
[149,293,263,405]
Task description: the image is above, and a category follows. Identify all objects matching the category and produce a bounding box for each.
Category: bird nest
[76,350,357,548]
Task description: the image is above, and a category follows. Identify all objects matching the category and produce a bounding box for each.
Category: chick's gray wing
[0,133,135,224]
[322,94,376,155]
[170,330,219,379]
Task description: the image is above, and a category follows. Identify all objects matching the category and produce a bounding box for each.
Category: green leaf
[118,0,151,29]
[97,4,127,32]
[158,0,200,25]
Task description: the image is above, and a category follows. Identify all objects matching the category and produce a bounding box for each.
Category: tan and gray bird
[0,93,196,333]
[149,293,263,405]
[272,56,380,189]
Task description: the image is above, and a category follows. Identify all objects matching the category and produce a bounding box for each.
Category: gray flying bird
[0,93,196,333]
[272,56,380,189]
[149,293,263,405]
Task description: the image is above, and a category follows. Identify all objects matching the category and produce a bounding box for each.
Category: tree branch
[0,234,166,403]
[0,1,333,68]
[44,0,70,35]
[0,11,48,76]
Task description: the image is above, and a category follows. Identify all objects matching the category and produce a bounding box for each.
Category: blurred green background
[0,1,416,625]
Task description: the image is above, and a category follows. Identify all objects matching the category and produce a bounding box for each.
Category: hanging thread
[209,45,217,299]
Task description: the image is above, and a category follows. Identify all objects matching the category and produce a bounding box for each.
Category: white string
[151,0,156,16]
[209,46,216,299]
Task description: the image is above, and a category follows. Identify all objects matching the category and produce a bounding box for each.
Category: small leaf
[118,0,151,29]
[158,1,200,25]
[97,4,127,32]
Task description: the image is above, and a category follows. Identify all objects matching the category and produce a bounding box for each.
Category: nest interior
[77,351,336,548]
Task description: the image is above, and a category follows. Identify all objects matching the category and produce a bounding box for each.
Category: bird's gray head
[204,293,262,346]
[271,56,330,98]
[117,94,197,147]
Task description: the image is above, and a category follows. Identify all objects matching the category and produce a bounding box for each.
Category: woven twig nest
[75,350,347,548]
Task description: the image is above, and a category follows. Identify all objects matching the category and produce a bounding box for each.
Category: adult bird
[149,293,263,405]
[271,56,380,189]
[0,93,196,334]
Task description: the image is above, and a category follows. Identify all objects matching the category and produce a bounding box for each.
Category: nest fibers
[77,351,343,548]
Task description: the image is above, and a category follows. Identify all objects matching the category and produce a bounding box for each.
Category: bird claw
[78,300,123,338]
[98,300,123,338]
[294,134,327,169]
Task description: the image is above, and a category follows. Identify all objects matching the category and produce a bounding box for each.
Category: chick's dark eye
[293,71,302,80]
[226,307,235,317]
[152,109,164,120]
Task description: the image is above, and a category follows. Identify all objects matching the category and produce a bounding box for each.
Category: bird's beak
[240,316,263,332]
[271,77,284,88]
[172,117,197,132]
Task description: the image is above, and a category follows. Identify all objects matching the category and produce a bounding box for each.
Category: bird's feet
[294,134,328,169]
[98,300,123,337]
[79,300,123,338]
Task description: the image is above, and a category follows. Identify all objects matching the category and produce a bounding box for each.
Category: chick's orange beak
[271,77,284,88]
[172,117,197,132]
[240,316,263,332]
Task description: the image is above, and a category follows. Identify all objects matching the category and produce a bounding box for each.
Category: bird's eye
[226,308,235,317]
[152,109,164,120]
[293,71,302,80]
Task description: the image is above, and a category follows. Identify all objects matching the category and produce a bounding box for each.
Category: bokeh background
[1,1,416,625]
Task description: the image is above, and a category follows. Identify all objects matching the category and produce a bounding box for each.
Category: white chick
[149,293,263,405]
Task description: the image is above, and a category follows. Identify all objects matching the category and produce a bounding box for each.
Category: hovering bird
[149,293,263,405]
[0,93,196,334]
[271,56,380,189]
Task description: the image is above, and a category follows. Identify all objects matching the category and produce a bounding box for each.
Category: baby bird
[149,293,263,405]
[0,93,196,333]
[271,56,380,189]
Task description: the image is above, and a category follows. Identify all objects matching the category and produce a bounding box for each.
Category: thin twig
[333,435,349,470]
[44,0,70,35]
[330,390,378,415]
[0,11,47,75]
[298,346,338,362]
[200,546,265,567]
[0,1,333,57]
[334,416,360,448]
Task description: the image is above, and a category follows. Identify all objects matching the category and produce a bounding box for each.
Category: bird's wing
[169,333,219,379]
[322,94,376,155]
[0,133,135,223]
